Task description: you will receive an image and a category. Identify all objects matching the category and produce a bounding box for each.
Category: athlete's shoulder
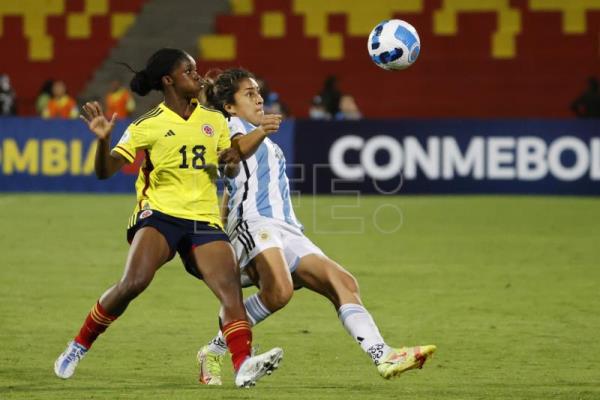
[228,116,255,135]
[198,104,225,116]
[197,106,228,128]
[130,105,164,127]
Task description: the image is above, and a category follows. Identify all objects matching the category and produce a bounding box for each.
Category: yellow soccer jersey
[112,102,230,227]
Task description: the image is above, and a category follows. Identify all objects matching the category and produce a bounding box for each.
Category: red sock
[222,320,252,372]
[74,301,117,349]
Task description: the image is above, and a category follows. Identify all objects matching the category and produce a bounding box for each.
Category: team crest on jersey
[202,124,214,137]
[139,210,153,219]
[258,229,270,242]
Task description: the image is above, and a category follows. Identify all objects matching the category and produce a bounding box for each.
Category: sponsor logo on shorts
[139,210,153,219]
[202,124,214,137]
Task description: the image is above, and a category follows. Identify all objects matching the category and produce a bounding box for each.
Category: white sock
[338,303,392,365]
[206,331,227,355]
[243,293,272,326]
[206,294,272,355]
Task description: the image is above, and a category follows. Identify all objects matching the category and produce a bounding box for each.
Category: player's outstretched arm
[80,101,127,179]
[232,114,282,159]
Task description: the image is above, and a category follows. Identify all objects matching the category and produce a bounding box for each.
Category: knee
[261,280,293,311]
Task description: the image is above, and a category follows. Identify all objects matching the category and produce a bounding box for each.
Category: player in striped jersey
[197,69,436,384]
[54,50,282,388]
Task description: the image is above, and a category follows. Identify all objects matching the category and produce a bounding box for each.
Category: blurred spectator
[335,95,362,120]
[258,77,289,117]
[309,95,331,120]
[571,77,600,118]
[36,79,54,116]
[105,79,135,118]
[319,75,342,117]
[42,80,78,119]
[0,74,17,116]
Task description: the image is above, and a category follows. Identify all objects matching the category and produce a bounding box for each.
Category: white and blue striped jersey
[225,117,302,230]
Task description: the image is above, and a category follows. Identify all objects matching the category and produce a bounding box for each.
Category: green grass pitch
[0,194,599,399]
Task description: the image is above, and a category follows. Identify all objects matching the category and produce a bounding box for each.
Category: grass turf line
[0,194,599,399]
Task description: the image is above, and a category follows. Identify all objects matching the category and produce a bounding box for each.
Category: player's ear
[224,103,236,116]
[162,75,174,87]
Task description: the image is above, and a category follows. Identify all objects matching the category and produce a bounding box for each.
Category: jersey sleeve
[112,123,154,163]
[217,116,232,152]
[227,116,247,138]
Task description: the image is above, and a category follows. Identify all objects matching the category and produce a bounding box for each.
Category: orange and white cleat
[197,345,224,385]
[377,345,436,379]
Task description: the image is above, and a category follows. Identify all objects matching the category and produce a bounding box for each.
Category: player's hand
[259,114,282,135]
[80,101,116,140]
[218,147,241,165]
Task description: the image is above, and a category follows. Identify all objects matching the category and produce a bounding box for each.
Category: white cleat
[234,347,283,388]
[54,341,88,379]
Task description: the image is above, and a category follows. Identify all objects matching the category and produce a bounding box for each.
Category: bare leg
[191,240,246,324]
[291,254,360,309]
[292,254,399,366]
[99,227,171,316]
[200,247,292,360]
[55,227,171,379]
[251,248,294,312]
[191,239,256,373]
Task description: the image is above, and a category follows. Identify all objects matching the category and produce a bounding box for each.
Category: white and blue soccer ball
[368,19,421,70]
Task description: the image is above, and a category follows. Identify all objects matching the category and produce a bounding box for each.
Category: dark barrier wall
[293,120,600,195]
[0,118,295,192]
[0,118,136,192]
[2,118,599,194]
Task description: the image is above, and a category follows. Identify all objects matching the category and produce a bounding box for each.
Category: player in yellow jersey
[54,49,283,388]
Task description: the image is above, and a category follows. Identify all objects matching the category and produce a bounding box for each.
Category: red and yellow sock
[222,320,252,372]
[74,301,117,349]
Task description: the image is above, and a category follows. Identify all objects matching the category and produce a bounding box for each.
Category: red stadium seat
[197,0,600,118]
[0,0,147,115]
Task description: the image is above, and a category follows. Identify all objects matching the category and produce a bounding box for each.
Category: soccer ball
[367,19,421,70]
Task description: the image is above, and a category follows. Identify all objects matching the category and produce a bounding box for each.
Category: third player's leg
[192,240,273,377]
[292,254,361,309]
[99,227,171,316]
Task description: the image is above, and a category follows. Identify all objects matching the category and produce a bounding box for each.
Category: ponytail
[117,48,188,97]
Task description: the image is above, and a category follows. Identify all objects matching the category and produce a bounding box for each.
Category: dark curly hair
[203,68,255,117]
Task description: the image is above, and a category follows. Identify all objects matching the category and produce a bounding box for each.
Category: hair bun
[130,69,153,96]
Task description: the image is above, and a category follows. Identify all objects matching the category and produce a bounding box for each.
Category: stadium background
[1,1,599,399]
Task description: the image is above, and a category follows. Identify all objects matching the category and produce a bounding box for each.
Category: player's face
[226,78,264,125]
[170,55,202,97]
